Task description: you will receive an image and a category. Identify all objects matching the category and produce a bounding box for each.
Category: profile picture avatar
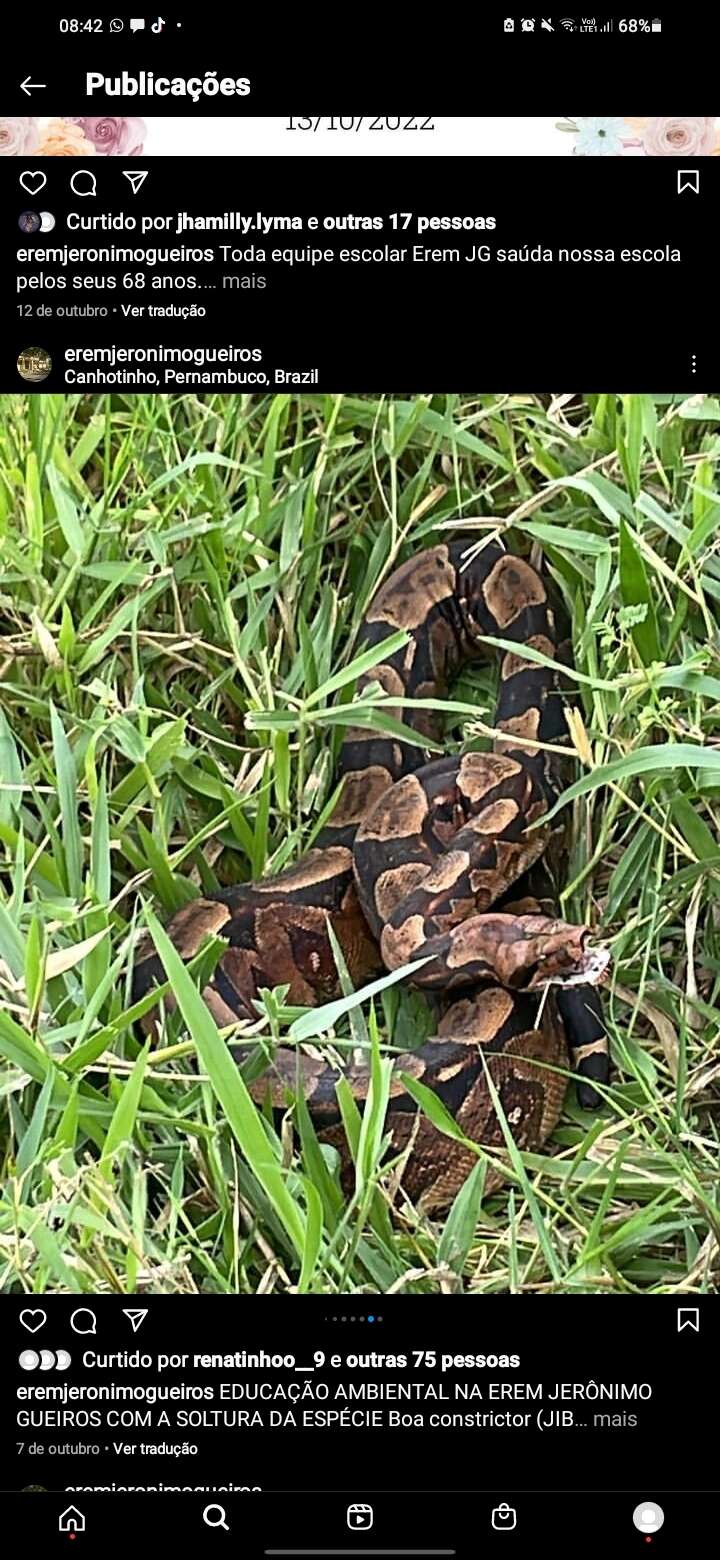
[24,210,55,234]
[18,211,55,234]
[17,347,52,384]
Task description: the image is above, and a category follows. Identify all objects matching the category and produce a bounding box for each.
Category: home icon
[58,1506,86,1533]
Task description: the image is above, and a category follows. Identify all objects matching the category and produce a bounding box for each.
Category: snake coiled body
[134,539,609,1211]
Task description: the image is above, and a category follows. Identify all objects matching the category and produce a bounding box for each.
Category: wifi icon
[560,16,576,27]
[123,170,149,194]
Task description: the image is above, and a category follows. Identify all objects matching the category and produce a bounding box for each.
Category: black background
[5,156,718,390]
[5,7,720,113]
[5,1296,714,1493]
[4,1486,715,1556]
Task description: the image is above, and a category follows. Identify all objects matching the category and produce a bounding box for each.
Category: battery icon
[651,17,662,28]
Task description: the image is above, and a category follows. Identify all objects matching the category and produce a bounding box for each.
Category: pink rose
[36,121,96,156]
[0,117,40,156]
[641,117,719,156]
[63,116,146,155]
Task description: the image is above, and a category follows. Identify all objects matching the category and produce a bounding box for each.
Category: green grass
[0,390,719,1296]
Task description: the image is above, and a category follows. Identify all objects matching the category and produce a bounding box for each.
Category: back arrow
[21,76,46,95]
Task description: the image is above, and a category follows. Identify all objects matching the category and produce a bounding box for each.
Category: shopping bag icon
[491,1503,517,1531]
[347,1504,374,1531]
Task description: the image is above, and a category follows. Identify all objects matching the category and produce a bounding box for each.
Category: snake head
[523,921,611,991]
[447,914,611,993]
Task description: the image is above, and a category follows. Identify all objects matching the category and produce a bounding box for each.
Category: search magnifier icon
[203,1505,229,1531]
[70,168,97,198]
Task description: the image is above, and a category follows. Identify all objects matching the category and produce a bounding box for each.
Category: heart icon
[19,1308,47,1333]
[19,171,47,197]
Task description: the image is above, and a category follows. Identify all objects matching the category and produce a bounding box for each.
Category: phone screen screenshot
[0,9,718,1555]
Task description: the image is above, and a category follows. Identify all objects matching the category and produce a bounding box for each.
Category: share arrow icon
[123,171,149,195]
[122,1308,149,1332]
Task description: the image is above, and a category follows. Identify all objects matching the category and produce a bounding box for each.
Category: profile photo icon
[633,1501,664,1535]
[17,347,52,384]
[18,210,40,234]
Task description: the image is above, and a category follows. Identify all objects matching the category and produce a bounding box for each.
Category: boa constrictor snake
[134,539,610,1212]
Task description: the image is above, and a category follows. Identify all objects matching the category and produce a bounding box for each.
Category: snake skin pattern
[133,539,609,1212]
